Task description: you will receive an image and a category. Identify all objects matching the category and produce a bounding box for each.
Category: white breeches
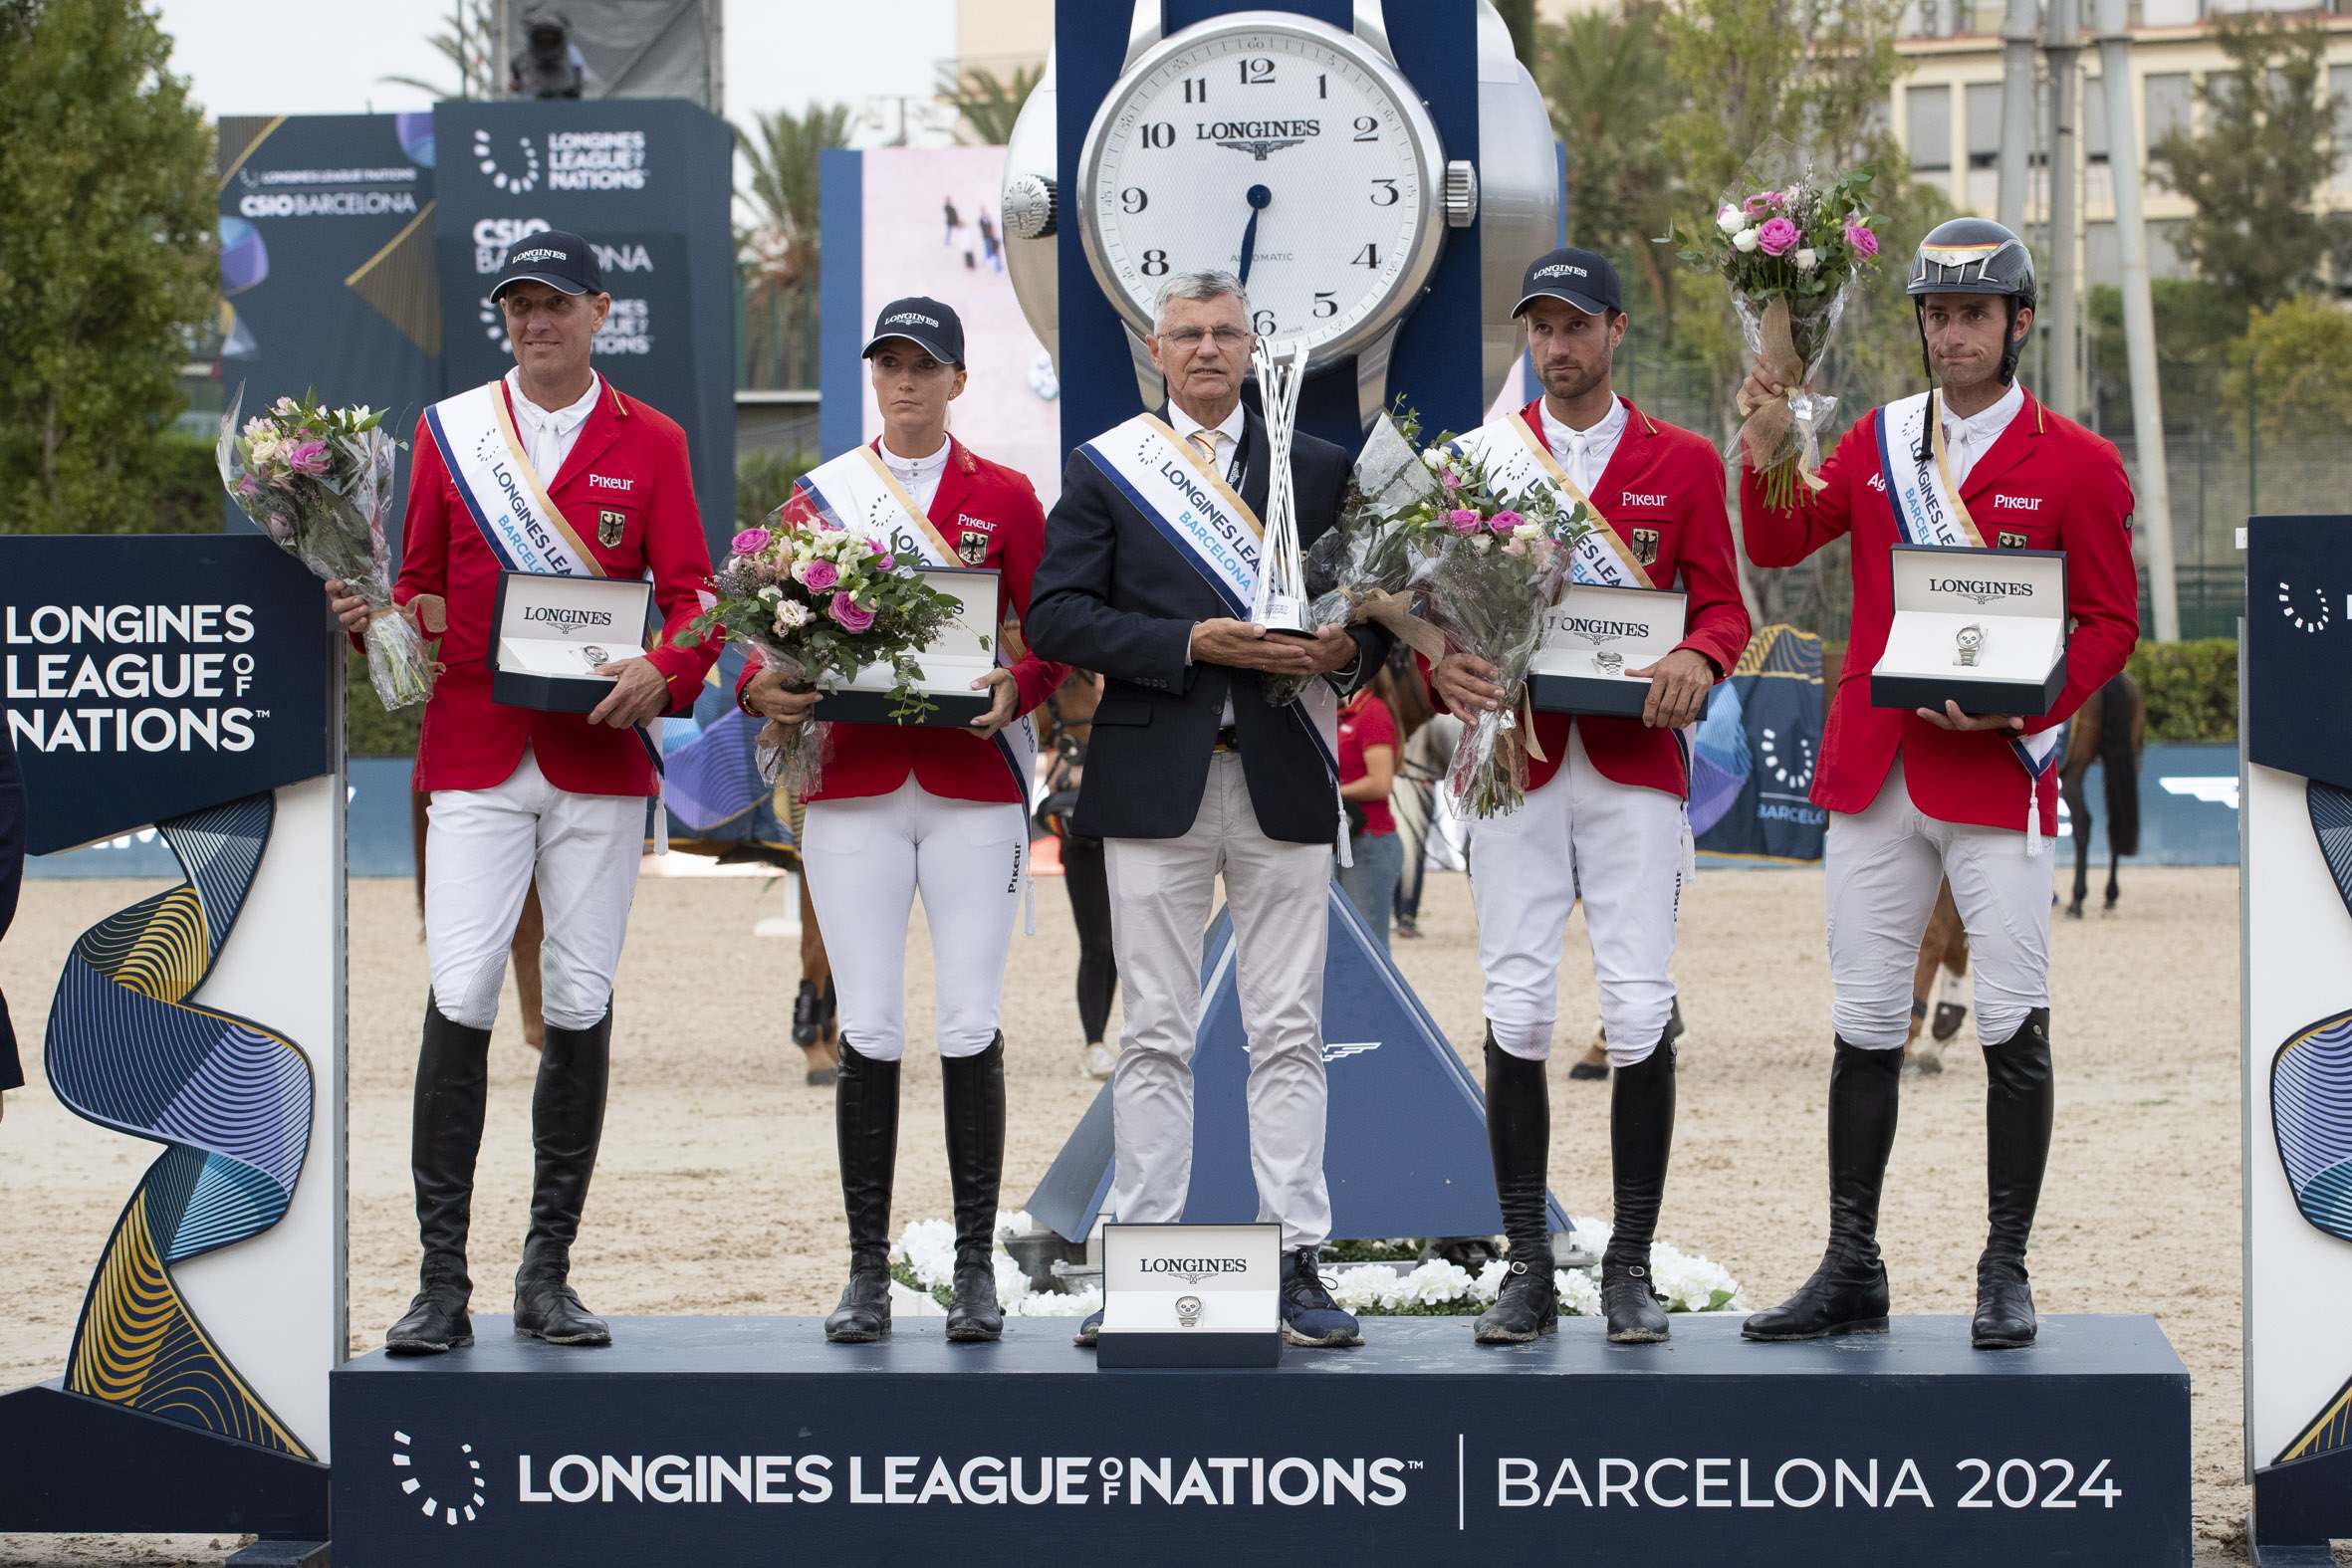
[425,750,644,1031]
[1467,726,1690,1068]
[1826,758,2055,1051]
[801,779,1026,1063]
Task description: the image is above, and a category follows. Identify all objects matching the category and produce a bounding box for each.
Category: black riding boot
[943,1035,1007,1343]
[1602,1041,1677,1344]
[1474,1032,1557,1345]
[1744,1039,1901,1341]
[824,1036,900,1343]
[387,997,491,1354]
[1975,1008,2053,1348]
[513,1006,613,1346]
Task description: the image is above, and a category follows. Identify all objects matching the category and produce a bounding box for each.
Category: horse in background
[2059,671,2146,919]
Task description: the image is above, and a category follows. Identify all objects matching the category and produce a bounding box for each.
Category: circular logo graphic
[2279,579,2331,635]
[392,1430,486,1526]
[479,297,511,354]
[472,128,540,194]
[1760,726,1815,790]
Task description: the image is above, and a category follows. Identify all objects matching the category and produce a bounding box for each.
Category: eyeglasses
[1160,327,1254,348]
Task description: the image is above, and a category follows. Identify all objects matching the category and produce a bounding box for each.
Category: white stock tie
[1567,433,1590,491]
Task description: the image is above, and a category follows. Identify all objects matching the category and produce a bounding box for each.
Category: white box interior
[1879,548,2064,681]
[493,573,653,681]
[840,567,1001,693]
[1098,1223,1281,1335]
[1529,582,1688,680]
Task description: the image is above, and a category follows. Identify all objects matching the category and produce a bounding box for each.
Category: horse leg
[2104,850,2121,915]
[2064,780,2090,919]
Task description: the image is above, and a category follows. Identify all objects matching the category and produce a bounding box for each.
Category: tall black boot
[513,1006,613,1346]
[1602,1041,1677,1344]
[1743,1039,1901,1341]
[1975,1008,2053,1349]
[824,1036,900,1344]
[387,996,491,1355]
[1474,1031,1557,1345]
[942,1035,1007,1343]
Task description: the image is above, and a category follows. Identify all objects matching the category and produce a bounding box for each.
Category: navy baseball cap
[1512,246,1623,319]
[490,229,603,302]
[862,297,965,366]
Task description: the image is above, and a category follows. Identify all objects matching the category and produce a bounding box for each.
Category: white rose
[773,599,812,629]
[1512,521,1540,542]
[1472,533,1494,553]
[1732,227,1762,254]
[1716,205,1745,236]
[1793,247,1819,274]
[1421,447,1446,471]
[757,584,782,602]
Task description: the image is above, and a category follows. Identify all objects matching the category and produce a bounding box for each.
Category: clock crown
[1444,160,1480,230]
[1003,173,1058,242]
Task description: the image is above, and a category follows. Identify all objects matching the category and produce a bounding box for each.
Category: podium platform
[331,1312,2189,1564]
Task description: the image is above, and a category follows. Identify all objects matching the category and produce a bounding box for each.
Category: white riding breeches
[801,779,1026,1063]
[1825,757,2055,1051]
[1467,725,1690,1068]
[425,750,645,1031]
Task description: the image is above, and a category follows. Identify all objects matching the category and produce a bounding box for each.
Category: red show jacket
[395,377,720,798]
[1740,387,2139,835]
[735,436,1070,805]
[1424,398,1753,799]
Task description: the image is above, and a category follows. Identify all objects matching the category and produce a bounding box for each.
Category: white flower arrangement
[892,1211,1102,1319]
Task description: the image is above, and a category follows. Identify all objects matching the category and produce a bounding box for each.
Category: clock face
[1078,17,1443,363]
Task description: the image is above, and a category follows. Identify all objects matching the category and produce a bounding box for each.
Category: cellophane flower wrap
[1415,434,1597,818]
[1667,143,1883,510]
[216,386,435,710]
[677,504,978,794]
[1260,405,1453,707]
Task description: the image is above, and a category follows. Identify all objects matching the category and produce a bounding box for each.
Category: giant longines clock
[1002,1,1556,434]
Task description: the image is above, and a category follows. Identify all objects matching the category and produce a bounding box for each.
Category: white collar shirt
[505,367,603,487]
[877,433,952,514]
[1939,380,2024,489]
[1538,394,1630,496]
[1169,400,1247,481]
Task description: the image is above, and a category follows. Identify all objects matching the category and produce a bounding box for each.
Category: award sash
[426,377,668,823]
[1077,414,1347,853]
[1875,390,2059,850]
[1449,411,1655,590]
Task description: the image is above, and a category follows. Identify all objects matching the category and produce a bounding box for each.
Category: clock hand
[1237,183,1272,288]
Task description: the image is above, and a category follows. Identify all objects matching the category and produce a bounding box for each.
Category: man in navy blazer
[1028,270,1388,1350]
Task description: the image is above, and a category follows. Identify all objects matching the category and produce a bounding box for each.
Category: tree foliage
[2149,12,2343,313]
[736,104,850,389]
[937,64,1042,147]
[2226,295,2352,451]
[0,0,214,535]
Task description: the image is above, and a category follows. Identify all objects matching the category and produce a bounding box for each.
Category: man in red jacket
[1430,248,1752,1347]
[329,231,718,1355]
[1734,218,2138,1350]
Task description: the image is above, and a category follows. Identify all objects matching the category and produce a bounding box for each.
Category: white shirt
[1938,380,2023,489]
[505,367,602,486]
[877,433,952,513]
[1169,399,1247,482]
[1538,393,1630,496]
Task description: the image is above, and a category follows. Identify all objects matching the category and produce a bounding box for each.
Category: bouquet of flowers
[1668,143,1883,510]
[216,386,436,710]
[677,509,980,793]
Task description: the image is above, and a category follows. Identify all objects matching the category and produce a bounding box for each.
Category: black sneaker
[1279,1249,1362,1348]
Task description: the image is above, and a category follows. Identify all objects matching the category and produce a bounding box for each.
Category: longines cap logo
[392,1430,486,1526]
[1533,263,1590,281]
[882,311,942,330]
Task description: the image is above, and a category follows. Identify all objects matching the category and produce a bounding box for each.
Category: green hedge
[347,654,426,758]
[1813,637,2235,742]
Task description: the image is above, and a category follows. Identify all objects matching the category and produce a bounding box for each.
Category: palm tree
[1534,7,1688,326]
[937,63,1043,146]
[736,104,852,389]
[378,0,500,102]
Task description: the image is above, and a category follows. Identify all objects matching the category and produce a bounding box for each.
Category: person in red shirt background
[740,299,1067,1347]
[328,232,719,1356]
[1333,671,1403,951]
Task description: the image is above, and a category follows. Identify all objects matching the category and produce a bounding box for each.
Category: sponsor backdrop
[2240,515,2352,1558]
[215,113,443,560]
[0,536,342,1538]
[431,100,737,558]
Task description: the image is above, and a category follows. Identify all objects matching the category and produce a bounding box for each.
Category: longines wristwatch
[1956,624,1984,668]
[1594,651,1624,676]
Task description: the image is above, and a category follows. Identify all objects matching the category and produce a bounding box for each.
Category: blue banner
[1692,624,1828,863]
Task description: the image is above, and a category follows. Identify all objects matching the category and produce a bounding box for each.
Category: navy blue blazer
[1027,403,1387,845]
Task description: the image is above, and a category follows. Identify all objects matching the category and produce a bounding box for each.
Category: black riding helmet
[1907,216,2037,386]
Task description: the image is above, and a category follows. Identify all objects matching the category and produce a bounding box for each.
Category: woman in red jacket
[742,298,1067,1346]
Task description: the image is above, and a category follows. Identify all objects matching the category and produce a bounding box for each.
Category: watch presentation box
[487,570,654,714]
[1870,545,2068,717]
[819,565,1002,728]
[1094,1222,1283,1370]
[1528,582,1690,719]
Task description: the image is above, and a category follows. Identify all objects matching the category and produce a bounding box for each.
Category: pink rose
[796,558,840,591]
[828,591,875,633]
[1743,190,1783,217]
[1845,220,1878,258]
[1757,217,1800,257]
[731,527,772,557]
[873,553,896,573]
[1447,508,1482,534]
[1441,469,1463,492]
[283,439,330,476]
[1489,509,1524,536]
[235,474,259,499]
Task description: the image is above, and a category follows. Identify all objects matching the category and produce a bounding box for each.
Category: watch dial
[1085,24,1432,357]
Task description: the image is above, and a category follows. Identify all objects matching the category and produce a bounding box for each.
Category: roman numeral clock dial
[1075,14,1454,371]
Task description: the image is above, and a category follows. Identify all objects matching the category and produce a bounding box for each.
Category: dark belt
[1211,724,1243,755]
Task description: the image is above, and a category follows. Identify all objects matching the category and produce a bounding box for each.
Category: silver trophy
[1248,337,1312,635]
